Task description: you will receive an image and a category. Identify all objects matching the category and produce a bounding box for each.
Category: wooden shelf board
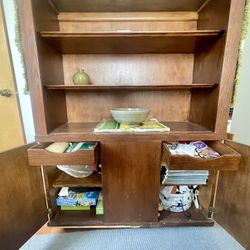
[49,209,103,227]
[52,172,102,188]
[46,83,218,91]
[159,206,214,226]
[48,206,213,227]
[40,30,224,54]
[50,0,208,12]
[50,121,212,135]
[35,121,223,142]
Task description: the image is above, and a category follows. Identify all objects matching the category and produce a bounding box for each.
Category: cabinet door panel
[0,144,47,250]
[215,140,250,249]
[102,141,161,223]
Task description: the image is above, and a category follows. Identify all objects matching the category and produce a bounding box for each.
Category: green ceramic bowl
[110,108,150,124]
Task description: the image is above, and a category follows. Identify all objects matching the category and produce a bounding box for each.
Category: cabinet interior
[21,0,244,227]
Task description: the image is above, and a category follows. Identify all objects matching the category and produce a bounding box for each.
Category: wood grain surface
[52,172,102,188]
[63,53,193,123]
[34,121,226,142]
[102,141,161,223]
[63,54,193,85]
[18,0,67,135]
[162,141,241,171]
[28,142,99,166]
[192,0,245,134]
[58,12,197,32]
[50,0,208,12]
[58,12,198,22]
[0,145,47,250]
[46,83,218,90]
[214,140,250,249]
[40,30,223,54]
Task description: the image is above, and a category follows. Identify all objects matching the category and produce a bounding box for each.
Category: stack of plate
[161,167,209,185]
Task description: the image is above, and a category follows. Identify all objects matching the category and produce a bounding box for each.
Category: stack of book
[56,187,99,211]
[96,191,104,215]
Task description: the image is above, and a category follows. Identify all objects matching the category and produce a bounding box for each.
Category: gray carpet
[21,224,244,250]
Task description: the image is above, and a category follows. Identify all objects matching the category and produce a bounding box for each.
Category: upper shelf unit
[40,30,224,54]
[49,0,209,12]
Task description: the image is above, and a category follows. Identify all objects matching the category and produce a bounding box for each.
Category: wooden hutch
[18,0,246,228]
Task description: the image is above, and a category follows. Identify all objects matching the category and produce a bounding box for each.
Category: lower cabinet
[27,140,241,228]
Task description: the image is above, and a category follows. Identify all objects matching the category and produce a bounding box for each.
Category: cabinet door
[0,144,47,250]
[214,140,250,249]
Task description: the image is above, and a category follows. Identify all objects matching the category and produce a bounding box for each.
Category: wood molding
[58,12,199,22]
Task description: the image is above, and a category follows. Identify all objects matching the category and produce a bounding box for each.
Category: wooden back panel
[61,13,196,123]
[58,12,197,32]
[66,91,190,122]
[50,0,207,12]
[63,54,193,122]
[63,54,193,85]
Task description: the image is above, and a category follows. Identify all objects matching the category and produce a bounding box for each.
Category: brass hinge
[47,208,53,215]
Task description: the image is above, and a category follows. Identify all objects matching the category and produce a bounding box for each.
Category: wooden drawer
[28,142,100,166]
[162,141,241,171]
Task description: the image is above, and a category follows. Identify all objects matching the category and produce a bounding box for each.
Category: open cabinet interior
[19,0,245,229]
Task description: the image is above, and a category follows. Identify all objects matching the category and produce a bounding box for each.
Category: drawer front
[28,142,100,166]
[162,141,241,171]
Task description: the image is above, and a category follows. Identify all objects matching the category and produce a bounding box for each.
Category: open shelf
[48,209,103,227]
[52,172,102,188]
[35,121,222,142]
[159,206,213,226]
[46,83,218,91]
[49,0,209,12]
[40,30,224,54]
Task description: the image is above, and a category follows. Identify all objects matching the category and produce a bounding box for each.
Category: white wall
[230,10,250,146]
[3,0,35,143]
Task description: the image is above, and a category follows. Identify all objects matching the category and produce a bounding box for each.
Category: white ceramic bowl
[110,108,150,124]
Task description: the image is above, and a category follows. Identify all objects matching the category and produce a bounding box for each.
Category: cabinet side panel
[189,88,219,130]
[18,0,67,136]
[191,0,245,133]
[190,0,230,130]
[101,141,161,223]
[214,0,245,134]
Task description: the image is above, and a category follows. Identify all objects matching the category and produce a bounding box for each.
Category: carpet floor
[21,224,244,250]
